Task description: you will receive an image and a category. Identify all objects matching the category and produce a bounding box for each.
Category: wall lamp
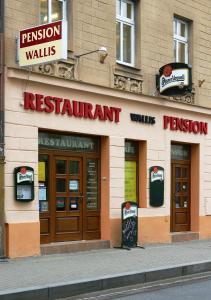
[74,47,108,63]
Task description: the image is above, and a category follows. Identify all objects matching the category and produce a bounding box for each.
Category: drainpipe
[0,0,5,258]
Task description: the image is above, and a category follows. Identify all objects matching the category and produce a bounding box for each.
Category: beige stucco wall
[4,71,211,222]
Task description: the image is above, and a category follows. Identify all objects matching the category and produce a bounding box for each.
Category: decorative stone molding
[169,92,195,104]
[169,85,196,105]
[114,74,143,94]
[32,60,75,80]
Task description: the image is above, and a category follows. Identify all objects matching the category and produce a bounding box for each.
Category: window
[116,0,135,66]
[174,18,189,64]
[40,0,66,24]
[125,140,138,203]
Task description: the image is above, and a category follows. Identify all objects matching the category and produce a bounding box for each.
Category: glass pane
[183,196,188,208]
[125,140,138,156]
[179,22,186,38]
[52,0,63,22]
[39,154,49,212]
[127,3,132,18]
[174,40,176,61]
[39,132,99,153]
[56,178,66,192]
[40,0,48,24]
[178,42,186,63]
[175,167,181,178]
[69,180,79,192]
[175,196,181,208]
[86,159,99,210]
[116,22,121,61]
[176,181,181,192]
[123,24,131,63]
[70,161,79,175]
[116,0,120,15]
[56,160,66,174]
[171,144,191,160]
[182,182,189,191]
[69,197,79,210]
[174,20,176,35]
[56,197,65,211]
[125,161,137,202]
[182,168,188,178]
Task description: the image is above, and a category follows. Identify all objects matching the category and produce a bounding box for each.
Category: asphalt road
[116,278,211,299]
[65,273,211,300]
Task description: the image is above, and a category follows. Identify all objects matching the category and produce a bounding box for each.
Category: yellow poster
[38,162,45,182]
[125,161,137,202]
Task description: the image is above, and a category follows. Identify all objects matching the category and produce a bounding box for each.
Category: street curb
[1,261,211,300]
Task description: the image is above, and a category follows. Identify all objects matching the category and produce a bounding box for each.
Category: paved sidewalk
[1,239,211,299]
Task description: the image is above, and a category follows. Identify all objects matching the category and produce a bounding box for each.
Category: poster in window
[125,161,137,202]
[39,184,47,201]
[39,162,45,182]
[86,159,98,209]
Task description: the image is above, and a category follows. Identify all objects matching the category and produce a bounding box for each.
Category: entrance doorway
[171,144,191,232]
[39,132,101,244]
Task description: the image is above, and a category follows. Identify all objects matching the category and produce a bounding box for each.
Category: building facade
[2,0,211,258]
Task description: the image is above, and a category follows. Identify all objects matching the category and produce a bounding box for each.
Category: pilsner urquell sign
[158,63,192,96]
[18,20,67,67]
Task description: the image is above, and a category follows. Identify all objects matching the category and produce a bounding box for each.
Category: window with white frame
[174,18,189,64]
[40,0,66,24]
[116,0,135,66]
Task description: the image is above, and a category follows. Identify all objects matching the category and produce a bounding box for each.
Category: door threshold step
[171,232,199,243]
[41,240,110,255]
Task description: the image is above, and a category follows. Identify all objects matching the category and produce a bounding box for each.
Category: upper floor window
[116,0,135,66]
[174,18,189,64]
[40,0,66,24]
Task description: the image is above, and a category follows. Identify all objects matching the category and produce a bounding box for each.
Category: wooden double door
[171,161,190,232]
[39,152,100,243]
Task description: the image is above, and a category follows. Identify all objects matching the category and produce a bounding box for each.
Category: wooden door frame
[171,159,191,232]
[39,149,101,243]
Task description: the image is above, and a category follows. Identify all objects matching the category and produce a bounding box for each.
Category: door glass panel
[182,181,189,191]
[86,159,98,210]
[171,144,191,160]
[56,160,66,174]
[39,154,49,212]
[56,197,66,211]
[183,196,188,208]
[56,178,66,192]
[70,161,79,175]
[182,168,188,178]
[69,180,79,192]
[175,167,181,178]
[175,196,181,208]
[175,181,181,192]
[69,197,79,210]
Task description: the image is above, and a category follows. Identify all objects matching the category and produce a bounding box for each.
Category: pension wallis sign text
[18,20,67,67]
[157,63,192,96]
